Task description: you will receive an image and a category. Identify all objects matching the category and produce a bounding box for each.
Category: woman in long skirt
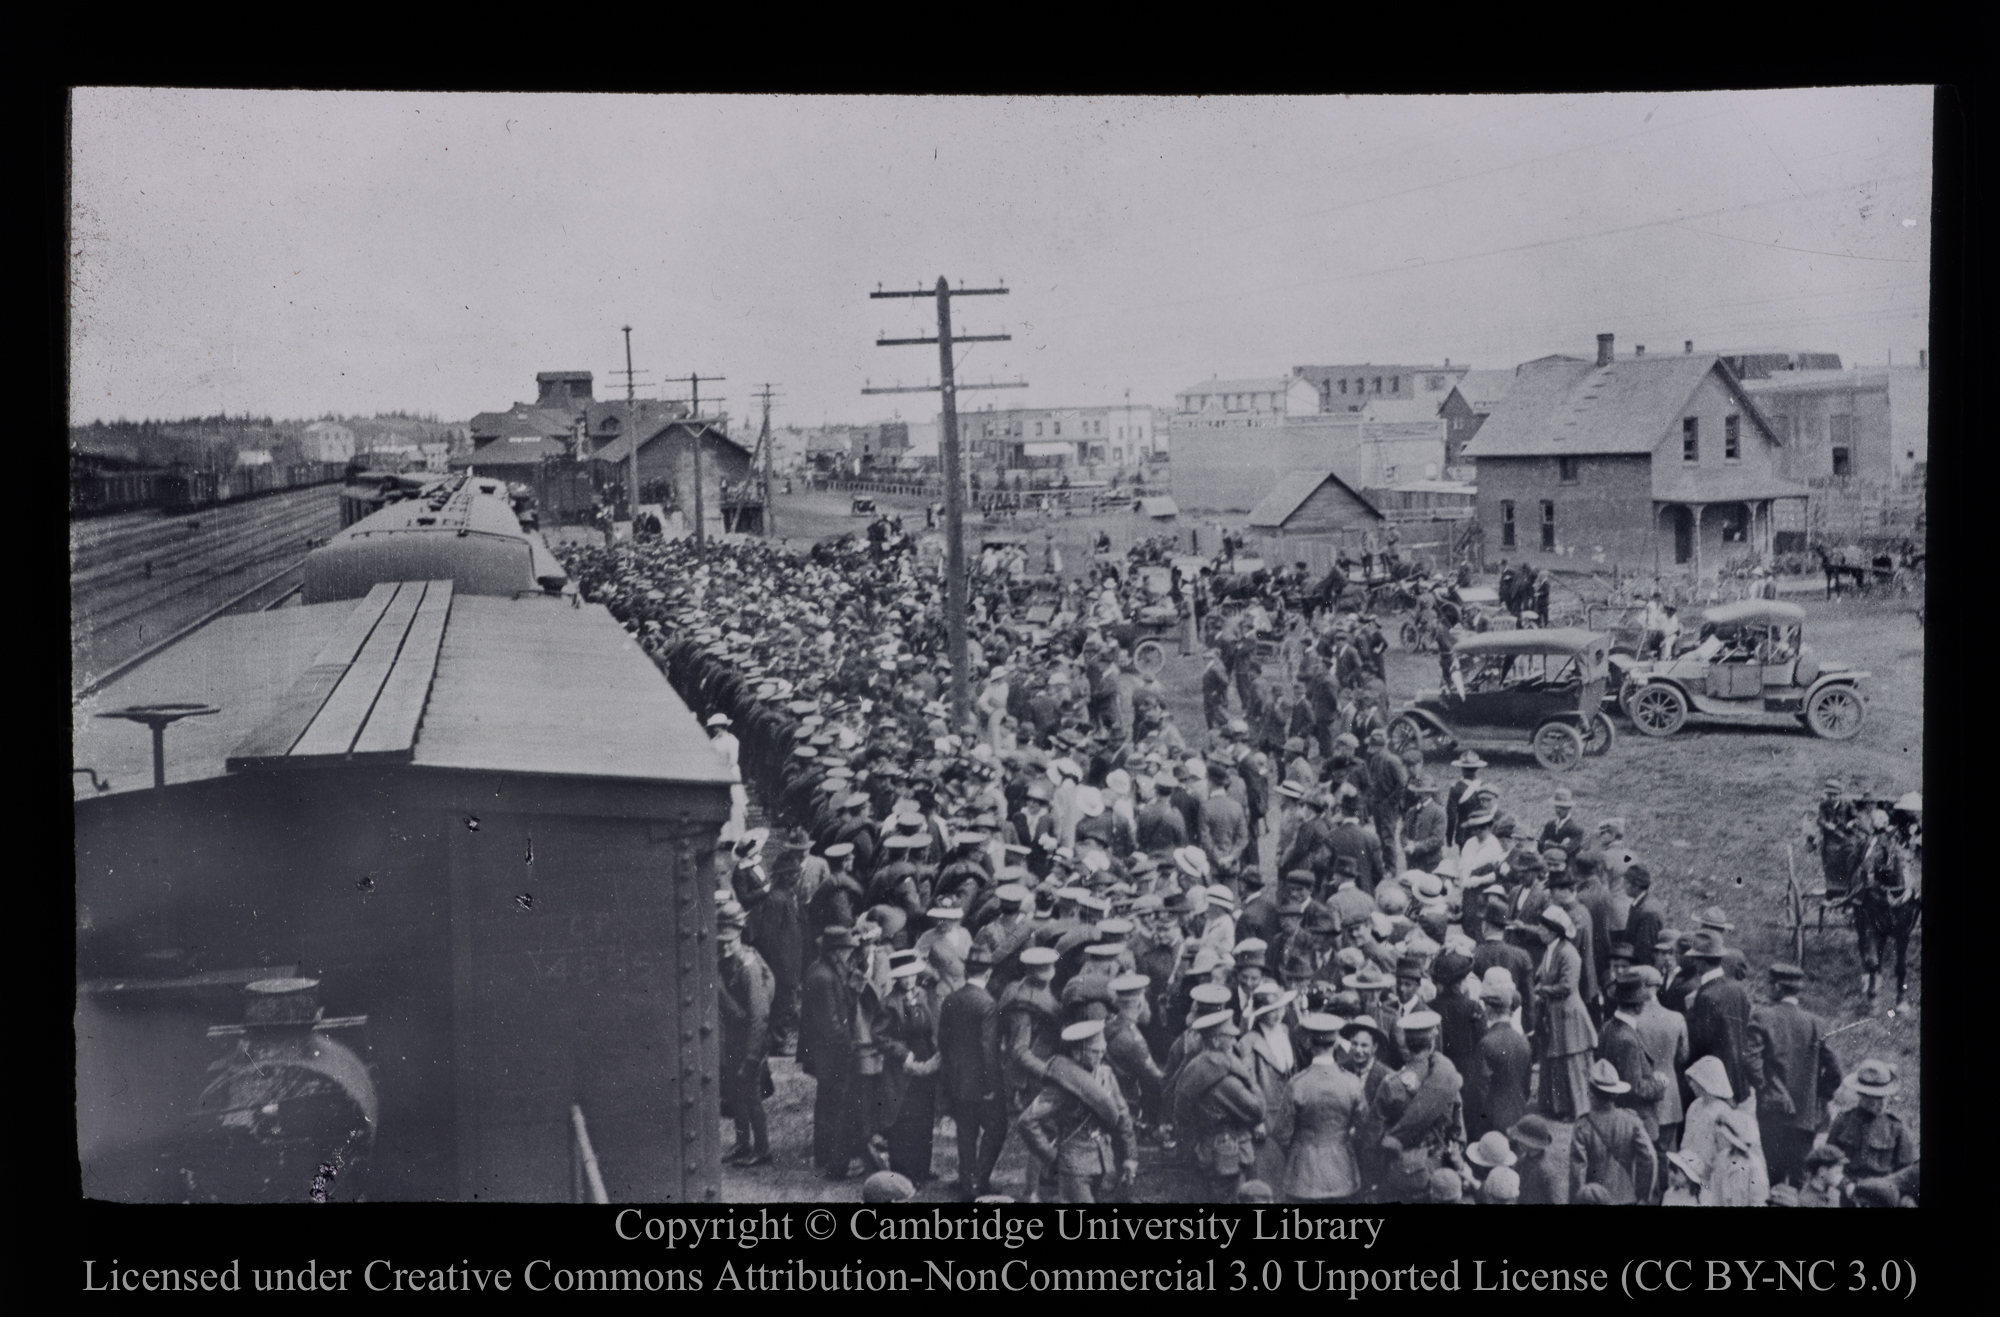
[1531,905,1596,1120]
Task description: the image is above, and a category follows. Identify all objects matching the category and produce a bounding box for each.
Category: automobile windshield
[1685,621,1802,664]
[1453,650,1584,694]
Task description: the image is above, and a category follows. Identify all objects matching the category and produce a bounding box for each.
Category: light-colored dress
[1682,1095,1770,1207]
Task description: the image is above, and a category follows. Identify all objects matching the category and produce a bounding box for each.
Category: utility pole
[619,327,642,540]
[663,372,726,548]
[867,278,1022,725]
[752,383,783,539]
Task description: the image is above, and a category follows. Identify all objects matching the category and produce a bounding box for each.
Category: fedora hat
[1548,787,1575,807]
[1451,752,1487,770]
[1851,1059,1901,1097]
[1507,1114,1554,1151]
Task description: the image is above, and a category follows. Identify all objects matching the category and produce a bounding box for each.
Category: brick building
[951,403,1160,475]
[1462,335,1809,577]
[1292,362,1469,414]
[1739,365,1927,482]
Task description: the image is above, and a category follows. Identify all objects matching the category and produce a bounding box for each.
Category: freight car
[70,458,348,518]
[75,567,732,1202]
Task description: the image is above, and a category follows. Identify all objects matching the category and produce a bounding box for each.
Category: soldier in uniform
[1271,1013,1365,1204]
[1372,1011,1464,1204]
[1825,1060,1917,1181]
[1016,1020,1138,1203]
[996,946,1064,1201]
[800,926,865,1177]
[1466,971,1532,1140]
[1172,1011,1266,1201]
[1105,973,1167,1131]
[1569,1058,1658,1204]
[716,903,775,1166]
[1745,962,1843,1187]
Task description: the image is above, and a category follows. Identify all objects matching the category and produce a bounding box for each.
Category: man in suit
[1201,649,1232,730]
[1682,930,1754,1106]
[1325,790,1385,895]
[1746,962,1844,1187]
[1621,866,1664,977]
[800,926,865,1177]
[1135,775,1190,855]
[938,947,1005,1198]
[1466,972,1532,1140]
[1008,779,1060,880]
[1596,970,1669,1144]
[1538,787,1587,861]
[1629,964,1689,1154]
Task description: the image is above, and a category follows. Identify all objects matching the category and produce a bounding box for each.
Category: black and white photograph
[71,89,1930,1215]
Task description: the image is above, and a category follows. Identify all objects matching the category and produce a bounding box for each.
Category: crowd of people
[558,526,1918,1207]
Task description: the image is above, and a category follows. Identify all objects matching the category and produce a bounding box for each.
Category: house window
[1501,499,1516,548]
[1724,415,1741,460]
[1391,376,1401,393]
[1428,374,1445,391]
[1035,422,1043,437]
[1541,500,1556,551]
[1372,377,1383,394]
[1338,379,1348,395]
[1053,421,1061,436]
[1682,417,1699,462]
[1771,414,1792,443]
[1557,456,1579,483]
[1831,447,1851,477]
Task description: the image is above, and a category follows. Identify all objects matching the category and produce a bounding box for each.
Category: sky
[69,88,1935,430]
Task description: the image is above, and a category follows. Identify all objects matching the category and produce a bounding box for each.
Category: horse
[1812,543,1870,599]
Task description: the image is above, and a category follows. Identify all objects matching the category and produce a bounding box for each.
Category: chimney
[1684,340,1693,354]
[1635,345,1645,358]
[1596,334,1614,367]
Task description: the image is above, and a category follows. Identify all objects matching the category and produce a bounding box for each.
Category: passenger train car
[75,474,730,1203]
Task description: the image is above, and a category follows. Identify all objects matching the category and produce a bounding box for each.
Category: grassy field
[712,492,1922,1203]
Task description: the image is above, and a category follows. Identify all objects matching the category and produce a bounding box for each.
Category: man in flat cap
[1017,1019,1137,1203]
[1467,971,1532,1141]
[1745,962,1844,1188]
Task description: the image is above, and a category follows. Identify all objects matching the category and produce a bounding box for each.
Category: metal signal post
[867,278,1016,725]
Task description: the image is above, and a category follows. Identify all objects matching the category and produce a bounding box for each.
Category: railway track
[71,485,342,692]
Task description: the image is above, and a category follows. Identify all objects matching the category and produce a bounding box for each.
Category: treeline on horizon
[71,411,468,470]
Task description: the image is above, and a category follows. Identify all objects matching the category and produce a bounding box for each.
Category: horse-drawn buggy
[1386,629,1617,771]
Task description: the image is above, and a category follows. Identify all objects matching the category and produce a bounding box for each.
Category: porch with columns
[1653,495,1808,578]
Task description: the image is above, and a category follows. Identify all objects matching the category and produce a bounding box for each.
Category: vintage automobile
[1586,602,1652,657]
[1612,598,1869,740]
[1386,628,1616,772]
[851,495,877,516]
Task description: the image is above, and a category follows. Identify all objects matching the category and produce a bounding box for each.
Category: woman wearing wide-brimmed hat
[1532,903,1598,1121]
[1680,1054,1770,1206]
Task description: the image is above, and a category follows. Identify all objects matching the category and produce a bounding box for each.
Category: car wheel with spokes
[1583,710,1616,756]
[1387,716,1427,762]
[1629,683,1688,737]
[1805,684,1866,740]
[1532,721,1586,770]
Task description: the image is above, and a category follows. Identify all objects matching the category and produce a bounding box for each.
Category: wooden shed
[1247,469,1385,537]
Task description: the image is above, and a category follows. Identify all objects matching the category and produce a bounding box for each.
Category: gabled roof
[469,404,577,441]
[1458,355,1779,459]
[592,419,753,464]
[1450,369,1521,411]
[1247,470,1384,528]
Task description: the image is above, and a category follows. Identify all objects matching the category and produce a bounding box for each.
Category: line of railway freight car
[70,459,352,518]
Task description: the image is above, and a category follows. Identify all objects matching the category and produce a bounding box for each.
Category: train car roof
[73,581,733,800]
